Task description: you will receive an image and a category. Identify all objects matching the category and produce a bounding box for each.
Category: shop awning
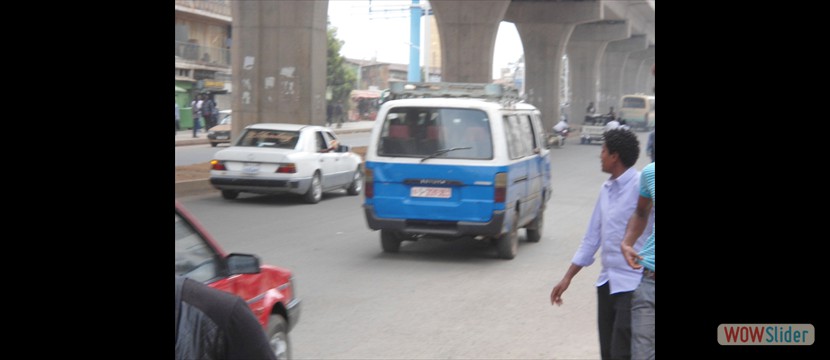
[350,89,382,99]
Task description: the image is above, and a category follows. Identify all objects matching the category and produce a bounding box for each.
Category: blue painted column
[408,0,421,82]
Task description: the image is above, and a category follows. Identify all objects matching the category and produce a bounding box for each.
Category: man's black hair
[604,129,640,168]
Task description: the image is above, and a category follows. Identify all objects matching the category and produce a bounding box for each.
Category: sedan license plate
[410,186,451,198]
[242,163,259,174]
[216,135,229,140]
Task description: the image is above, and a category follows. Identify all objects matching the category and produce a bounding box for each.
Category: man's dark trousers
[597,282,633,360]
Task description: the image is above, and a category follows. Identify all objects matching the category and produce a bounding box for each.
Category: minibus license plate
[411,187,451,198]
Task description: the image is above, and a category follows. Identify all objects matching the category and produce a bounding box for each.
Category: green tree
[327,23,356,107]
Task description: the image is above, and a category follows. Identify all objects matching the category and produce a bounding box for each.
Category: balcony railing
[175,0,230,17]
[175,40,230,67]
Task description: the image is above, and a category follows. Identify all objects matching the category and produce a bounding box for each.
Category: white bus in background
[619,94,655,131]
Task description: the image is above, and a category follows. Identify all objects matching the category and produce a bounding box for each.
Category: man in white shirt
[550,129,653,360]
[604,118,620,132]
[552,118,569,134]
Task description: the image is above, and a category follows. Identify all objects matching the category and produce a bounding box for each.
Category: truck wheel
[525,210,544,243]
[496,216,519,259]
[381,230,401,253]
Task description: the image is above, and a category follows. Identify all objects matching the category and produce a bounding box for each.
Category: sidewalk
[175,120,376,147]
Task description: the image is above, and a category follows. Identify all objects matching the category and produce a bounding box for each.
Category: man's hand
[621,243,643,270]
[550,278,571,306]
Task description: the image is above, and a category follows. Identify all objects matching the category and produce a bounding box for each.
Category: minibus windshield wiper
[420,147,472,163]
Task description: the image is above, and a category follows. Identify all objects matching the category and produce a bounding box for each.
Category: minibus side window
[518,114,536,151]
[503,114,527,159]
[530,113,546,149]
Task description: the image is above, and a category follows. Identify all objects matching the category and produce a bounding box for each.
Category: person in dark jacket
[175,276,277,360]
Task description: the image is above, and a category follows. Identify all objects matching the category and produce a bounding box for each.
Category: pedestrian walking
[326,101,333,127]
[334,100,344,129]
[620,161,655,360]
[175,97,181,135]
[202,94,218,129]
[550,129,653,360]
[191,94,204,138]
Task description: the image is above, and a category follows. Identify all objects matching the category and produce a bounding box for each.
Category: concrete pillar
[505,0,601,129]
[514,23,574,127]
[567,21,630,128]
[431,0,511,83]
[231,0,328,137]
[622,46,653,95]
[636,57,655,95]
[600,35,647,112]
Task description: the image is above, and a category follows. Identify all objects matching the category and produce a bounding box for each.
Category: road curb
[175,179,216,198]
[176,138,211,147]
[175,127,372,147]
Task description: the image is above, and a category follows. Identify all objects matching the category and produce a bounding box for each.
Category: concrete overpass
[230,0,654,134]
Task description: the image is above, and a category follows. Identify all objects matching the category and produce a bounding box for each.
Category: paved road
[178,131,652,359]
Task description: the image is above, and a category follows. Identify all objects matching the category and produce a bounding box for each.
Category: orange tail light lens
[210,160,226,171]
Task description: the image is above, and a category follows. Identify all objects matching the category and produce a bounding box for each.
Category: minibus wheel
[526,210,544,243]
[381,230,402,253]
[496,216,518,260]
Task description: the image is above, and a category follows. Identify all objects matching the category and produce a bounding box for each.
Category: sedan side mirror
[226,253,261,275]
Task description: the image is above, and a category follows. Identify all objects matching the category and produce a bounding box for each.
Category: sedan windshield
[236,129,299,149]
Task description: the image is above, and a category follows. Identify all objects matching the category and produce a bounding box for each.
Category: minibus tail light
[365,168,374,198]
[494,172,507,203]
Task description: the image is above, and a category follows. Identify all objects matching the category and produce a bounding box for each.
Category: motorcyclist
[552,117,569,134]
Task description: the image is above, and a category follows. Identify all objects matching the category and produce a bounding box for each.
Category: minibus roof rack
[387,82,522,105]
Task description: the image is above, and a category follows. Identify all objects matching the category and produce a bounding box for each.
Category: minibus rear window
[622,97,646,108]
[378,107,493,159]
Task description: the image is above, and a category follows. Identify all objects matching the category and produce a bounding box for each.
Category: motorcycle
[549,127,569,148]
[556,129,569,147]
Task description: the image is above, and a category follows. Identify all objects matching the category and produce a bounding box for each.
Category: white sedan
[209,123,363,203]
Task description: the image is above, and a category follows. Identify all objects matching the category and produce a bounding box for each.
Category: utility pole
[368,0,432,82]
[408,0,421,82]
[422,1,431,82]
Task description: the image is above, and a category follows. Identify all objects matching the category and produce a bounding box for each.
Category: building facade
[175,0,232,128]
